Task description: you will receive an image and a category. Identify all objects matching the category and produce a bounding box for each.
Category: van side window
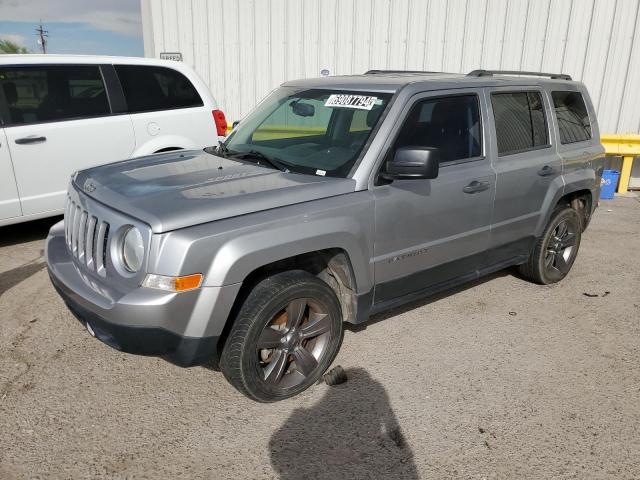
[491,91,549,156]
[394,95,482,163]
[115,65,203,113]
[0,66,109,125]
[551,91,592,144]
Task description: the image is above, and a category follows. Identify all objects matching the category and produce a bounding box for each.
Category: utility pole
[35,22,48,54]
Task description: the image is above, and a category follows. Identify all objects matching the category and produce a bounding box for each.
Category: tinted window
[394,95,482,163]
[491,91,549,155]
[0,66,109,125]
[552,91,592,144]
[115,65,202,113]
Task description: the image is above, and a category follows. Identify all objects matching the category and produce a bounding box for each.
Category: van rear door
[0,64,135,216]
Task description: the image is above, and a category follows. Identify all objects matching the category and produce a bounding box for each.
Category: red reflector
[212,109,227,136]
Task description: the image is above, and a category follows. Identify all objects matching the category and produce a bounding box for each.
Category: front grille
[64,196,110,276]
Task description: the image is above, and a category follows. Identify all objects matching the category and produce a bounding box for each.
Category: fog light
[142,273,203,292]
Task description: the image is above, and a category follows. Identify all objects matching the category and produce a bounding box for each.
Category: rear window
[491,91,548,156]
[115,65,203,113]
[552,91,592,144]
[0,65,109,125]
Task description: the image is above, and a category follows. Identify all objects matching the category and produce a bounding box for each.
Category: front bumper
[49,272,218,367]
[45,221,240,367]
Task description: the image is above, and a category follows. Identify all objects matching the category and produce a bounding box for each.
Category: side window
[552,91,592,144]
[491,91,549,156]
[0,65,110,125]
[115,65,203,113]
[394,94,482,163]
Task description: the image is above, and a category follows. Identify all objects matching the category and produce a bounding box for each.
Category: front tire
[519,207,582,285]
[220,270,343,402]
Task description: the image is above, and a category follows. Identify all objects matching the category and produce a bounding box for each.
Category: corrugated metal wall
[141,0,640,133]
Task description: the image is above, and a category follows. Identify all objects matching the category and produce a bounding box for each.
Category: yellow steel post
[618,156,634,193]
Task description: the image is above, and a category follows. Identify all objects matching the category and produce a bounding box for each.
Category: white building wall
[142,0,640,133]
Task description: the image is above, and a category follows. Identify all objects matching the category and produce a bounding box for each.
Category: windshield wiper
[228,150,291,173]
[216,140,231,157]
[204,140,233,157]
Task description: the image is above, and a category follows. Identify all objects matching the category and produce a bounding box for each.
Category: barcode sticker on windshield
[325,94,378,110]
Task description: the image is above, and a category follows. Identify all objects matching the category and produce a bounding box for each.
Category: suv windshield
[218,87,391,177]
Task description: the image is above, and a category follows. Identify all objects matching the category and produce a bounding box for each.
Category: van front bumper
[45,221,240,367]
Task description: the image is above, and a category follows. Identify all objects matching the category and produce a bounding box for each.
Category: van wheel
[220,270,343,402]
[519,207,582,284]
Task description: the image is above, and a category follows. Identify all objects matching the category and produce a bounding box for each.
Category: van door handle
[537,165,556,177]
[463,180,490,194]
[15,135,47,145]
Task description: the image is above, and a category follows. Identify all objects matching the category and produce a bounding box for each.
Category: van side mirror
[382,147,440,180]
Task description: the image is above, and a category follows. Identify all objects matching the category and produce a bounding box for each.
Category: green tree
[0,39,29,54]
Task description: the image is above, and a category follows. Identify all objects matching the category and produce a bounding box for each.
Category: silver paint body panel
[46,73,605,345]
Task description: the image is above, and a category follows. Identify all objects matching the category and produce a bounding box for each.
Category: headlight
[122,226,144,272]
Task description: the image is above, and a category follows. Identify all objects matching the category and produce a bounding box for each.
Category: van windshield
[217,87,391,177]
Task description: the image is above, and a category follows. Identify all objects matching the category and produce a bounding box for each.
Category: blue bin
[600,170,620,200]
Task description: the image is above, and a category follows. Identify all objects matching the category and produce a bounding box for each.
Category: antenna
[35,22,49,54]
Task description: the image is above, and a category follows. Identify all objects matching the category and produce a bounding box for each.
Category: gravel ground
[1,196,639,479]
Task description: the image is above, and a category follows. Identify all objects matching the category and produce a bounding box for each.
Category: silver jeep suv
[46,70,604,402]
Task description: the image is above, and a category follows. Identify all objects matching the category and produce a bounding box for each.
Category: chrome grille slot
[77,211,87,262]
[85,216,97,269]
[64,198,71,246]
[95,221,109,277]
[72,205,81,255]
[63,195,110,276]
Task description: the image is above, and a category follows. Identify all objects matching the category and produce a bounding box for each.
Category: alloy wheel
[544,219,578,276]
[256,298,332,389]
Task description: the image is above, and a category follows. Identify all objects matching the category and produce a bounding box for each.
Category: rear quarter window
[115,65,203,113]
[551,91,592,144]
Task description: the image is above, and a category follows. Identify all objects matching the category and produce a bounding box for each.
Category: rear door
[372,90,495,304]
[0,64,135,216]
[486,88,563,264]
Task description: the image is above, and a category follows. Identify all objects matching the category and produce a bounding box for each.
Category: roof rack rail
[364,69,445,75]
[467,69,572,80]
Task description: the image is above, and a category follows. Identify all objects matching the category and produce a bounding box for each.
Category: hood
[74,150,356,233]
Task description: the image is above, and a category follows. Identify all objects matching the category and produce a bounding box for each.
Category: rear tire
[220,270,343,402]
[519,207,582,285]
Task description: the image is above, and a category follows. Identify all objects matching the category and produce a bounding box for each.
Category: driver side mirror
[382,147,440,180]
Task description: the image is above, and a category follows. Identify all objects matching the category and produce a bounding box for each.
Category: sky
[0,0,143,56]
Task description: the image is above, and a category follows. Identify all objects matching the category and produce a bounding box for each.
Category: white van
[0,55,227,226]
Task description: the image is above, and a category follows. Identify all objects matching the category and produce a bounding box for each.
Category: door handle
[537,165,556,177]
[463,180,490,194]
[15,135,46,145]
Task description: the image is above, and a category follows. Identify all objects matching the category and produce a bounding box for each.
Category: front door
[373,91,496,305]
[0,64,135,216]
